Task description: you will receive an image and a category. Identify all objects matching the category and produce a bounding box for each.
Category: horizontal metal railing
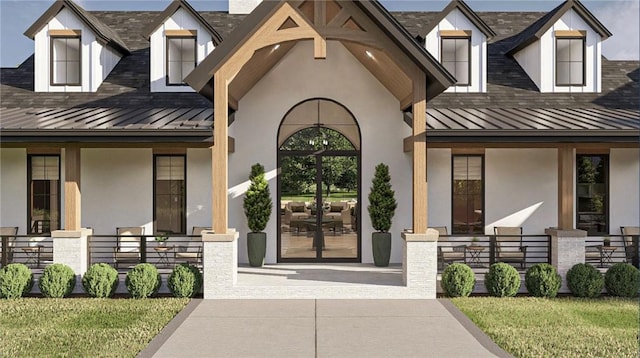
[0,234,53,268]
[585,234,638,268]
[437,234,551,272]
[88,234,203,269]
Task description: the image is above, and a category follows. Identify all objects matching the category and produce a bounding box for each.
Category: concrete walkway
[139,299,511,358]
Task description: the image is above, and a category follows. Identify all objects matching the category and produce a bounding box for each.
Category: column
[412,73,428,234]
[558,146,573,230]
[546,228,586,293]
[202,230,239,299]
[402,229,438,298]
[65,145,81,231]
[52,228,92,293]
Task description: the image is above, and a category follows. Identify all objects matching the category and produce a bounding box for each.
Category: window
[154,155,186,234]
[556,37,585,86]
[452,155,483,234]
[441,36,470,86]
[28,155,60,234]
[166,36,196,85]
[576,155,608,235]
[51,36,81,85]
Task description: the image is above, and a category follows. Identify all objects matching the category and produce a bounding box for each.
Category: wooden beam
[439,30,472,37]
[314,0,326,26]
[64,145,81,231]
[48,29,81,36]
[412,74,427,234]
[403,135,413,153]
[314,36,327,59]
[212,73,229,234]
[554,30,586,38]
[400,94,413,110]
[165,29,197,37]
[558,146,574,230]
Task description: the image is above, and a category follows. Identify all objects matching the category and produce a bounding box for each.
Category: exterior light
[365,50,374,59]
[274,44,280,50]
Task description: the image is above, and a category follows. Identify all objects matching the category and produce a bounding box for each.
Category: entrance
[277,99,361,262]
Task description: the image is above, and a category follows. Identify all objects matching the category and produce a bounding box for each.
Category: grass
[451,297,639,358]
[0,298,189,357]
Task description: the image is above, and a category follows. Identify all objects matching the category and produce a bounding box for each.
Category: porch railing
[437,234,551,271]
[0,234,53,268]
[88,234,203,268]
[585,234,639,268]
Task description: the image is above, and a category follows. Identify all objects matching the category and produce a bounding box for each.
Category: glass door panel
[280,155,316,259]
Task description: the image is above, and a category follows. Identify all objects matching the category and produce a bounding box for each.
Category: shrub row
[0,263,202,299]
[441,262,639,298]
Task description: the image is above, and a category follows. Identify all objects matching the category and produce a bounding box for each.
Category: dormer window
[166,31,196,86]
[556,31,585,86]
[441,31,471,86]
[50,30,81,86]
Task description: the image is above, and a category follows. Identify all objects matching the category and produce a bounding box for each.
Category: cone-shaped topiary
[168,264,203,298]
[0,263,33,299]
[485,263,521,297]
[82,263,119,298]
[442,263,476,297]
[125,263,161,299]
[367,163,397,232]
[566,263,604,298]
[525,263,561,298]
[604,263,640,297]
[38,263,76,298]
[243,163,272,233]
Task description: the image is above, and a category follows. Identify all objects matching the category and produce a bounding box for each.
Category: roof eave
[141,0,224,45]
[420,0,496,39]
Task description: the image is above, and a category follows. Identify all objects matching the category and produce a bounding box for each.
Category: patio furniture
[585,244,605,266]
[113,227,144,269]
[0,227,18,266]
[494,226,527,269]
[325,202,349,234]
[435,226,466,269]
[621,226,639,264]
[283,202,311,234]
[174,226,206,267]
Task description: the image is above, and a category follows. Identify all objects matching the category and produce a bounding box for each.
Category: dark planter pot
[247,232,267,267]
[372,232,391,267]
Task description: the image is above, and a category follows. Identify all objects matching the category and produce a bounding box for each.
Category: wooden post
[558,146,574,230]
[64,145,81,231]
[412,73,427,234]
[213,73,229,234]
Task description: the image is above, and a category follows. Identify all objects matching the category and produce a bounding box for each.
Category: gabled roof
[141,0,224,45]
[186,0,456,102]
[421,0,496,39]
[23,0,130,55]
[506,0,612,56]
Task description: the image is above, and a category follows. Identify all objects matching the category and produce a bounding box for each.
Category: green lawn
[0,298,189,357]
[451,297,639,358]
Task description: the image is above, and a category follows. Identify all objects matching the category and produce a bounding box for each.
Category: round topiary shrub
[168,264,203,298]
[566,263,604,298]
[484,263,521,297]
[0,263,34,299]
[441,263,475,297]
[38,263,76,298]
[604,263,640,298]
[525,263,561,298]
[82,263,119,298]
[125,263,161,299]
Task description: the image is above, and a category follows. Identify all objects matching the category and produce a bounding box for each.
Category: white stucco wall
[485,149,558,234]
[427,149,451,229]
[0,149,27,233]
[425,8,487,93]
[81,149,152,235]
[33,7,121,92]
[230,40,410,264]
[186,148,212,230]
[514,41,542,90]
[149,8,215,93]
[610,148,640,232]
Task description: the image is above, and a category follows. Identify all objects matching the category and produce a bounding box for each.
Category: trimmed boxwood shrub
[484,263,521,297]
[168,264,203,298]
[0,263,33,298]
[125,263,161,299]
[525,263,561,298]
[566,263,604,298]
[82,263,119,298]
[441,263,475,297]
[604,263,640,298]
[38,263,76,298]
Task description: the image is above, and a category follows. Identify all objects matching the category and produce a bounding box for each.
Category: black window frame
[451,155,485,235]
[440,36,471,87]
[555,36,586,86]
[153,154,187,235]
[27,154,61,234]
[576,154,609,236]
[165,35,197,86]
[50,35,81,86]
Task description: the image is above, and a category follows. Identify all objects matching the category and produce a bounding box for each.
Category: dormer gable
[423,0,495,93]
[507,0,612,93]
[142,0,223,93]
[24,0,130,93]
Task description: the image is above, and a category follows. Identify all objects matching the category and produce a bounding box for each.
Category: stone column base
[202,229,239,299]
[545,228,587,293]
[51,228,92,293]
[401,228,439,298]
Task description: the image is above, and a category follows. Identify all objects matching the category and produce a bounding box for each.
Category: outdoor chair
[113,227,144,269]
[0,227,18,266]
[494,226,527,269]
[621,226,639,264]
[585,244,605,266]
[435,226,466,269]
[174,226,206,267]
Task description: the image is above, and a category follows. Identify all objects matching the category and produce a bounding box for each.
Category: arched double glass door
[277,99,361,262]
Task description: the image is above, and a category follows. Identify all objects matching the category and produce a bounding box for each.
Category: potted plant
[155,232,169,246]
[603,235,611,247]
[243,163,273,267]
[367,163,397,267]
